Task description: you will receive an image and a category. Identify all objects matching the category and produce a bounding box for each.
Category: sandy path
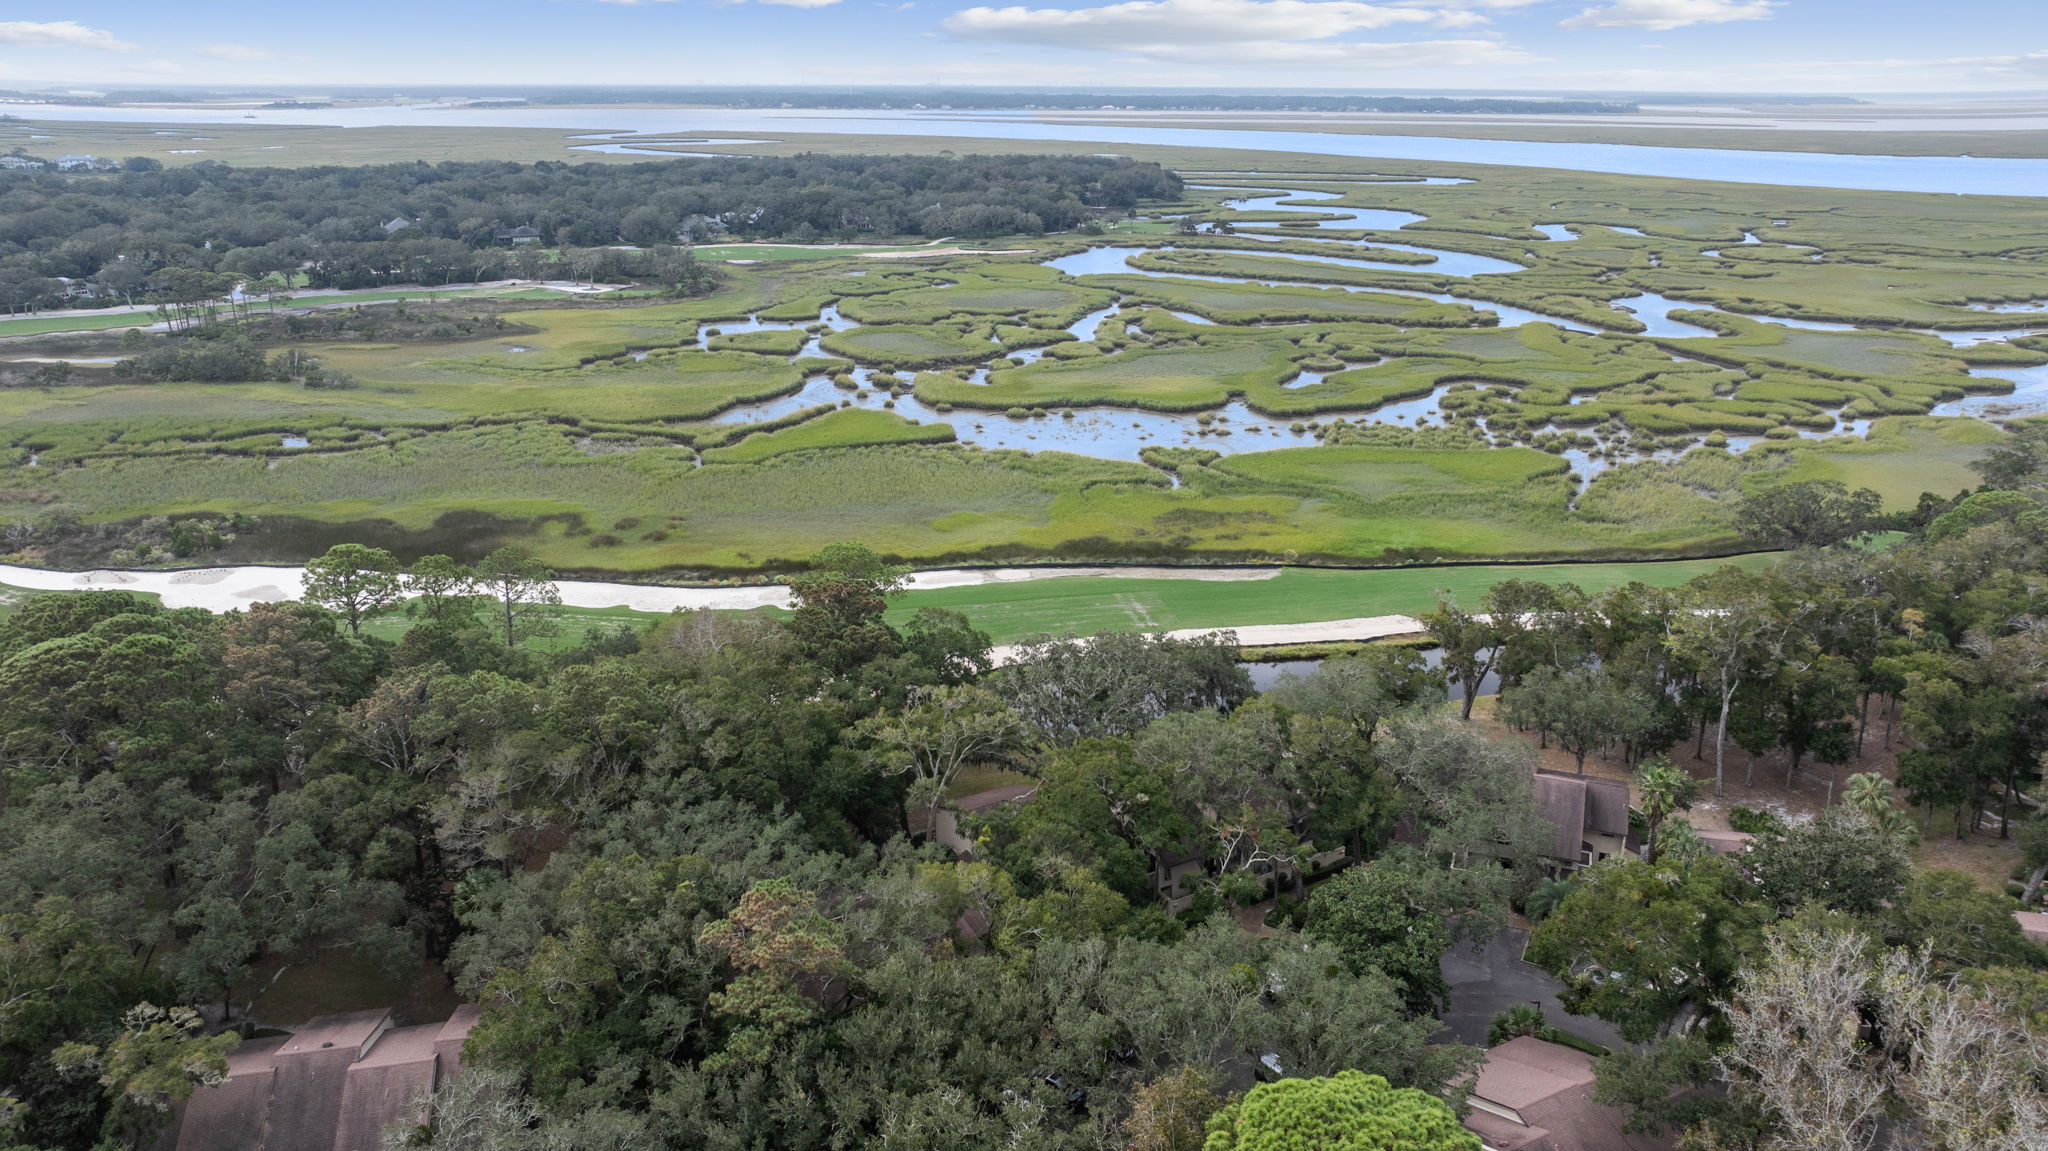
[0,562,1281,615]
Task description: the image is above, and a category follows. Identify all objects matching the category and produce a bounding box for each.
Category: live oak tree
[1300,848,1462,1015]
[1421,590,1500,722]
[1527,855,1763,1041]
[1501,663,1655,773]
[51,1004,236,1151]
[854,684,1028,835]
[1670,567,1788,796]
[1746,805,1909,918]
[1733,479,1884,550]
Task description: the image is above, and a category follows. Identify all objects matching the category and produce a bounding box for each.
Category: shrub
[1729,806,1786,836]
[1488,1004,1545,1046]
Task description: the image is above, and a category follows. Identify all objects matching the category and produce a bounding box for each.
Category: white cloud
[124,60,185,76]
[943,0,1511,62]
[1559,0,1776,30]
[1165,36,1528,64]
[198,43,285,62]
[578,0,843,6]
[0,20,139,52]
[1390,0,1546,8]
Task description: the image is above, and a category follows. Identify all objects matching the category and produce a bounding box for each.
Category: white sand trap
[906,565,1280,590]
[552,580,792,612]
[862,246,1034,260]
[2,562,1344,637]
[987,613,1423,666]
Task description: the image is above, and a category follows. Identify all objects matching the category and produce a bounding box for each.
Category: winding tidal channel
[676,184,2048,482]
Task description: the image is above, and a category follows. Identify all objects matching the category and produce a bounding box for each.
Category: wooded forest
[0,154,1182,305]
[5,428,2048,1149]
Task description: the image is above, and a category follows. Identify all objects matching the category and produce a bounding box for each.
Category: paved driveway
[1438,927,1625,1050]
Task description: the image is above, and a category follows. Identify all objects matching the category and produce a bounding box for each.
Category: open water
[21,103,2048,197]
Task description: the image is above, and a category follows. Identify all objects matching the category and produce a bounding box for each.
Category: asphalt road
[1438,927,1626,1050]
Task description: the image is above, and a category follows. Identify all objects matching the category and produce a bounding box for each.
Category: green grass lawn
[695,242,1037,262]
[0,285,588,339]
[0,311,156,338]
[8,551,1774,654]
[883,554,1774,644]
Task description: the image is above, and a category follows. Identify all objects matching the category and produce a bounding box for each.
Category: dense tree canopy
[11,409,2048,1149]
[0,154,1180,307]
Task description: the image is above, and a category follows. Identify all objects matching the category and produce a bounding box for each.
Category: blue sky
[5,2,2044,93]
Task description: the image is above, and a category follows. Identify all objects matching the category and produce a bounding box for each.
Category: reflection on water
[689,189,1918,479]
[1247,647,1498,700]
[710,369,1321,462]
[539,181,2013,482]
[1922,327,2044,347]
[1933,363,2048,418]
[1609,291,1725,338]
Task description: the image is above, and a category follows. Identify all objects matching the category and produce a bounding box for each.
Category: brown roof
[1463,1107,1557,1151]
[154,1035,289,1151]
[1532,773,1631,862]
[1466,1038,1675,1151]
[334,1025,440,1150]
[157,1006,472,1151]
[2016,911,2048,944]
[1473,1035,1597,1111]
[433,1003,479,1072]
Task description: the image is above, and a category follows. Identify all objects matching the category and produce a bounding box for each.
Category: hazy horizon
[6,2,2044,95]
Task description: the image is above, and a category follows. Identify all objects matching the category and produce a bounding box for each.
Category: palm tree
[1843,773,1919,848]
[1636,757,1702,863]
[1843,772,1893,820]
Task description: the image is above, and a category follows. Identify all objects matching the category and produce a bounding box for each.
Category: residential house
[56,154,118,172]
[152,1005,477,1151]
[0,154,45,170]
[1462,1037,1677,1151]
[926,783,1036,859]
[381,217,414,235]
[493,225,543,244]
[1531,771,1635,873]
[1153,846,1206,915]
[54,277,100,302]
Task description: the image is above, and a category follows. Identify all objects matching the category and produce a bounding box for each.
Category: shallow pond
[1246,646,1499,700]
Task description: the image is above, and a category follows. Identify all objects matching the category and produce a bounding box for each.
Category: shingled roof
[154,1005,478,1151]
[1463,1037,1677,1151]
[1531,772,1632,864]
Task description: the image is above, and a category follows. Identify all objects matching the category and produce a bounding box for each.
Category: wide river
[20,104,2048,197]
